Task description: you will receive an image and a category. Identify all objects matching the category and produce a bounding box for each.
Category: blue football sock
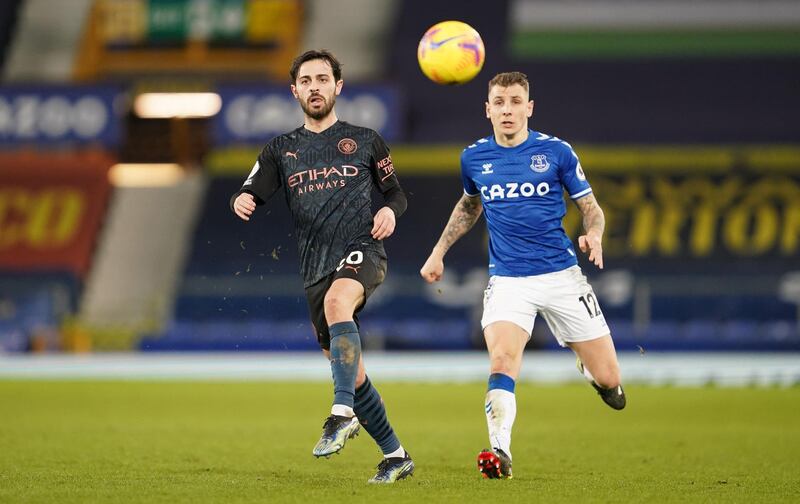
[488,372,516,393]
[354,375,401,455]
[329,321,361,409]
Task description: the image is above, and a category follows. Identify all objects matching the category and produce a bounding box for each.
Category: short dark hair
[289,49,342,83]
[488,72,531,96]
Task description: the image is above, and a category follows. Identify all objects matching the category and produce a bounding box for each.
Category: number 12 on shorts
[578,292,601,318]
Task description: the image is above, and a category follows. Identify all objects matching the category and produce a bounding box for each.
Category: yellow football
[417,20,485,85]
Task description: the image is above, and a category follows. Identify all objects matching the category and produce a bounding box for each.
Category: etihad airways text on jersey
[287,165,359,188]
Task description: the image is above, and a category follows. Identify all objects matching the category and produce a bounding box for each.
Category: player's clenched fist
[420,251,445,283]
[234,192,257,221]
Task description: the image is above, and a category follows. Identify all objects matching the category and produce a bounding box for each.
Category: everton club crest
[530,154,550,173]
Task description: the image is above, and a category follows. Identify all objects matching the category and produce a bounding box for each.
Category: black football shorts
[305,247,387,350]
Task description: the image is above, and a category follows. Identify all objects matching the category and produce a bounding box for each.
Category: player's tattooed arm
[575,193,605,236]
[436,194,483,254]
[574,193,605,269]
[421,194,482,283]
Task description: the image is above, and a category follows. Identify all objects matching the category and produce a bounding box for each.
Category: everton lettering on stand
[562,174,800,260]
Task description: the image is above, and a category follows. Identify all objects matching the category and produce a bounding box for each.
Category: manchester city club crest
[530,154,550,173]
[337,138,357,155]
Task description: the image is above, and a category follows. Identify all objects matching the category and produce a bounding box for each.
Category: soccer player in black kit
[231,50,413,484]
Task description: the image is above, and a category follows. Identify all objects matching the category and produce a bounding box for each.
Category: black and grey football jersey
[232,121,407,287]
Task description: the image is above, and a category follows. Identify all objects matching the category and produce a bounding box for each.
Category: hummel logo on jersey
[481,163,493,174]
[285,151,298,159]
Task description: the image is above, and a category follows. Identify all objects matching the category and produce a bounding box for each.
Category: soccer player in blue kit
[421,71,626,480]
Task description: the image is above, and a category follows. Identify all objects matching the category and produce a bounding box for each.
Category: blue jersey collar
[490,129,535,152]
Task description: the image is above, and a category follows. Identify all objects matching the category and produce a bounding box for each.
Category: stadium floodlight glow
[133,92,222,118]
[109,163,186,187]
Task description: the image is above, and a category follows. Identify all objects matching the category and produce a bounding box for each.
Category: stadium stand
[1,0,798,353]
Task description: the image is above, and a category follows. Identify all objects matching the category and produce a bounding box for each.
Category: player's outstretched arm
[574,193,605,269]
[233,192,257,221]
[420,194,483,283]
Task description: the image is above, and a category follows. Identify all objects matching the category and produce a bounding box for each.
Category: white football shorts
[481,265,610,347]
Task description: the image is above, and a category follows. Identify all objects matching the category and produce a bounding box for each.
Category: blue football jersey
[461,130,592,277]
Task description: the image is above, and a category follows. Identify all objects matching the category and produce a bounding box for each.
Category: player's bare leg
[477,321,528,479]
[485,322,529,380]
[324,278,365,325]
[569,335,626,410]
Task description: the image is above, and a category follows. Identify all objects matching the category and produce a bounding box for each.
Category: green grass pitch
[1,380,798,503]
